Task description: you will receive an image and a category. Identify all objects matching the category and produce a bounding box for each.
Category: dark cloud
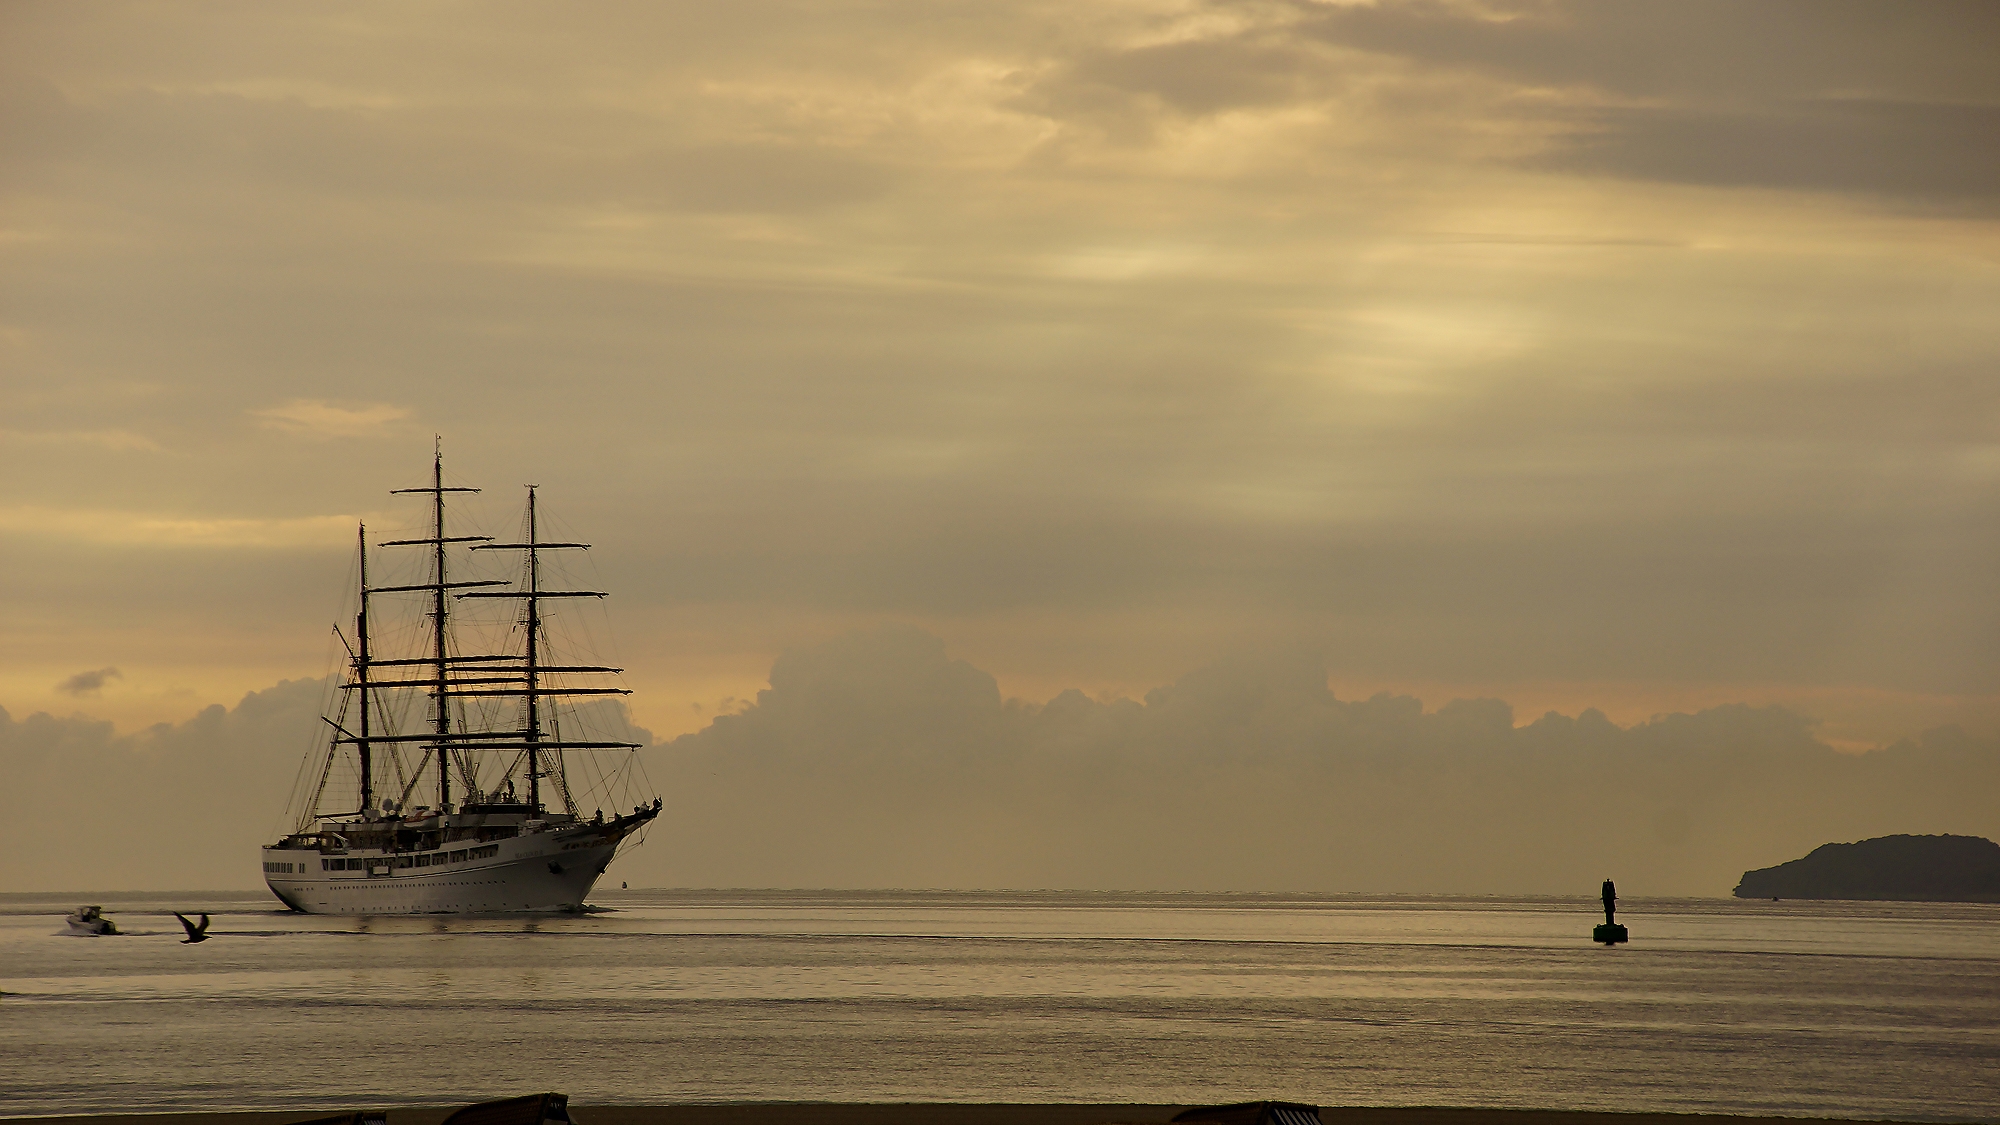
[645,628,2000,894]
[55,667,121,695]
[1295,0,2000,200]
[1301,0,2000,105]
[1542,100,2000,201]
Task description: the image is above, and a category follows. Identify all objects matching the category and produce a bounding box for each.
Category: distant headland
[1734,833,2000,902]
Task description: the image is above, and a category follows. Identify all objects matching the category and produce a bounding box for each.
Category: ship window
[451,850,467,862]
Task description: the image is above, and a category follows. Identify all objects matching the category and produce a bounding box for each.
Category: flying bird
[173,912,210,944]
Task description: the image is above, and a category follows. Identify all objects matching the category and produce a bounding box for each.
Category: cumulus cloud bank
[1,680,327,890]
[10,630,1994,894]
[645,628,2000,895]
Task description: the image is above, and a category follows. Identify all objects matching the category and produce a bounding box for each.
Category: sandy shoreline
[1,1106,1922,1125]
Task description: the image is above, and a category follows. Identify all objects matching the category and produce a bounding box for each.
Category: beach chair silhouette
[441,1093,572,1125]
[1173,1104,1321,1125]
[287,1113,387,1125]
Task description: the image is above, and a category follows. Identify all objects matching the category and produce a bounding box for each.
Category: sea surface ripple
[1,890,1995,1121]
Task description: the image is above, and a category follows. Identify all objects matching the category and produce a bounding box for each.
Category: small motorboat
[65,905,119,935]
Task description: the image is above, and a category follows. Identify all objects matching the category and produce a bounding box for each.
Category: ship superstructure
[263,447,659,913]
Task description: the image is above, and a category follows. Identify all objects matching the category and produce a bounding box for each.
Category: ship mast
[321,448,646,824]
[468,486,634,816]
[427,451,452,810]
[355,523,373,811]
[383,441,502,812]
[525,487,544,812]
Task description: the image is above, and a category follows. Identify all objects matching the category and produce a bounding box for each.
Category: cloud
[1300,0,2000,105]
[251,399,411,438]
[1297,0,2000,202]
[0,428,162,452]
[641,627,2000,895]
[55,667,121,695]
[0,505,360,548]
[1,0,1997,754]
[5,635,1996,893]
[1033,36,1326,121]
[627,144,897,214]
[1541,100,2000,202]
[0,680,329,890]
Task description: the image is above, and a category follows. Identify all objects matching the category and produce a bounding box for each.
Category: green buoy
[1594,878,1628,945]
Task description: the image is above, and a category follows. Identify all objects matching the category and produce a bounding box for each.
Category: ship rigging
[264,446,659,913]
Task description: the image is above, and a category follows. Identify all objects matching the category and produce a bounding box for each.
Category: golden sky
[6,0,1999,757]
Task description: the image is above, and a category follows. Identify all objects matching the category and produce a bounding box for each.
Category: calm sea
[1,891,1995,1122]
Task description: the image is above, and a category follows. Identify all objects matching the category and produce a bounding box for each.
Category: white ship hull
[263,813,649,915]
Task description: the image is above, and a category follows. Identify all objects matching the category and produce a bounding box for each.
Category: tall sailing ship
[263,449,660,913]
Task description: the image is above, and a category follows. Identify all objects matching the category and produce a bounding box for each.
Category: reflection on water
[0,890,1995,1120]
